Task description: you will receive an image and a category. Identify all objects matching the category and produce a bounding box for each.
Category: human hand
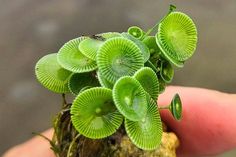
[158,86,236,157]
[3,86,236,157]
[3,129,55,157]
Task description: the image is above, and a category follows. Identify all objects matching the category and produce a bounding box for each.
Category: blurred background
[0,0,235,156]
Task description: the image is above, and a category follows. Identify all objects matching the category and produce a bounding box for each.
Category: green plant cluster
[35,5,197,150]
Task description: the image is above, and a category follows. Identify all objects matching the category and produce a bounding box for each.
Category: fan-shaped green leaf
[79,86,94,93]
[98,32,121,39]
[97,71,114,89]
[68,72,99,95]
[170,93,182,121]
[156,12,197,66]
[35,53,72,93]
[128,26,144,39]
[71,87,123,139]
[125,96,163,150]
[57,37,97,73]
[122,33,150,62]
[79,38,104,61]
[97,37,144,83]
[113,76,147,121]
[134,67,159,99]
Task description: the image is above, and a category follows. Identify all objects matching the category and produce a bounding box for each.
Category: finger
[158,86,236,157]
[3,129,55,157]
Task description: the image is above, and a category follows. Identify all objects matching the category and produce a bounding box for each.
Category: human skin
[159,86,236,157]
[3,86,236,157]
[3,129,55,157]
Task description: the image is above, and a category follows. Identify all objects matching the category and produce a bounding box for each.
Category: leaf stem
[62,93,67,105]
[142,4,176,39]
[60,108,71,115]
[146,60,160,73]
[158,105,170,110]
[66,134,81,157]
[32,132,52,143]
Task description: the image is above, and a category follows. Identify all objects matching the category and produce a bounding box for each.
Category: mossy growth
[35,5,197,156]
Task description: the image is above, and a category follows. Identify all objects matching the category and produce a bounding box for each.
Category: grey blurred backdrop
[0,0,235,156]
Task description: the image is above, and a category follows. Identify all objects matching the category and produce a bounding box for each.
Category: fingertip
[158,86,236,156]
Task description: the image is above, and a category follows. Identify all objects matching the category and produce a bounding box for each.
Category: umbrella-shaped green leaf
[122,33,150,62]
[113,76,147,121]
[97,71,114,89]
[134,67,159,99]
[57,37,97,73]
[125,95,163,150]
[156,12,197,67]
[97,37,144,83]
[71,87,123,139]
[79,38,104,61]
[128,26,144,39]
[98,32,121,39]
[169,93,182,120]
[35,53,72,93]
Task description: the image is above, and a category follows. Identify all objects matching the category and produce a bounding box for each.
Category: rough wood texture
[52,104,179,157]
[114,133,178,157]
[71,131,179,157]
[50,100,179,157]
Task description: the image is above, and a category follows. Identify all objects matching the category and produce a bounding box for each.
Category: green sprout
[35,5,197,152]
[128,26,145,40]
[170,94,183,121]
[159,93,183,121]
